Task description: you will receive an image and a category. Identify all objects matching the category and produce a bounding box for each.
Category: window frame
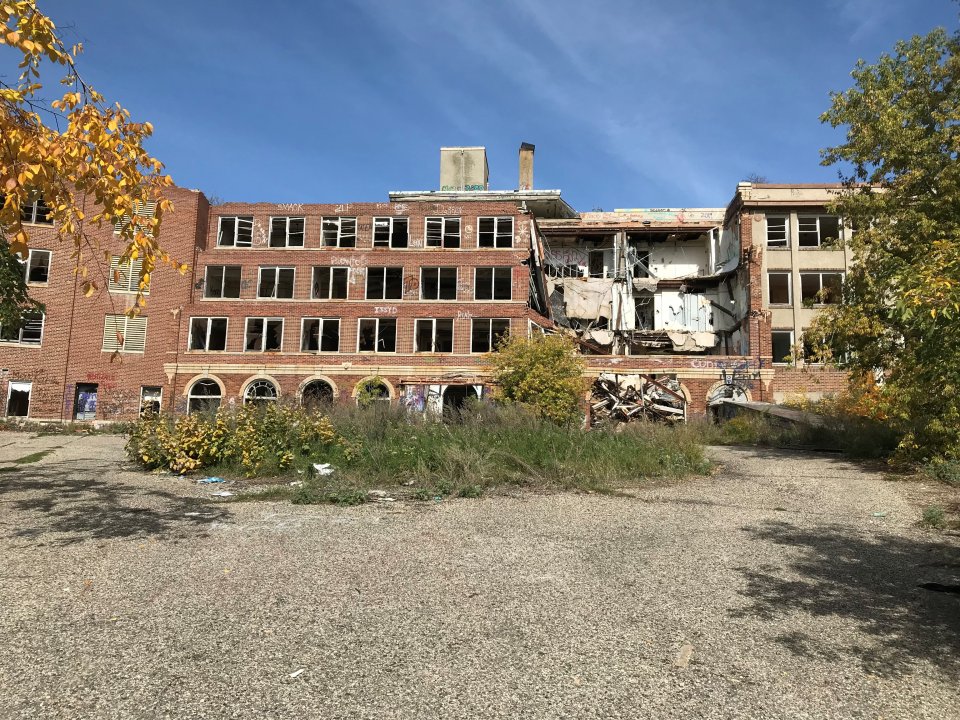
[799,271,844,305]
[203,265,242,299]
[765,215,789,249]
[372,217,409,249]
[356,317,397,353]
[414,318,454,353]
[20,198,52,225]
[268,216,305,248]
[474,267,512,300]
[0,312,44,346]
[771,330,795,365]
[300,317,341,353]
[365,266,404,300]
[424,216,461,248]
[188,317,229,352]
[477,216,514,248]
[257,266,296,299]
[798,215,841,249]
[244,379,279,405]
[139,386,162,415]
[187,378,222,415]
[767,271,792,306]
[321,217,357,248]
[24,249,51,284]
[216,215,254,248]
[311,266,349,299]
[420,267,458,301]
[471,318,510,353]
[244,317,284,352]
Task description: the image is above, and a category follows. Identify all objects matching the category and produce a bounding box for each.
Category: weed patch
[13,447,59,464]
[919,506,947,530]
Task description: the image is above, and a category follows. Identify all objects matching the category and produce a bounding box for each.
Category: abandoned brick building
[0,146,850,422]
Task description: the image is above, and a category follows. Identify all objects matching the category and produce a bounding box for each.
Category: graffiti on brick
[402,275,419,295]
[328,256,366,268]
[374,306,398,315]
[392,203,408,215]
[277,203,304,213]
[334,204,351,214]
[457,310,473,319]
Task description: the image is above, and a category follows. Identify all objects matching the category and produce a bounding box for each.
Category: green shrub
[920,506,947,530]
[488,334,586,425]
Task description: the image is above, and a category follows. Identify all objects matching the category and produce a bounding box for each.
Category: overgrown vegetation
[488,334,586,425]
[919,506,947,530]
[127,401,711,504]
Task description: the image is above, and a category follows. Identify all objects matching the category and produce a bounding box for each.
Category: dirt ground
[0,432,957,719]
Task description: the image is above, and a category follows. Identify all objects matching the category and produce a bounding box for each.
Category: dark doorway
[6,381,31,417]
[74,383,98,421]
[442,385,478,414]
[301,380,334,411]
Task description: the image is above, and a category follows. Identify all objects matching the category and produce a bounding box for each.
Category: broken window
[588,250,606,278]
[0,312,43,345]
[766,215,788,248]
[217,216,254,247]
[312,266,349,299]
[471,318,509,353]
[245,318,283,351]
[322,217,357,247]
[373,217,409,248]
[257,267,295,299]
[800,272,843,304]
[798,215,841,248]
[474,267,512,300]
[269,216,305,247]
[20,198,52,225]
[768,272,791,305]
[300,318,340,352]
[366,267,403,300]
[244,379,279,405]
[109,256,149,294]
[414,318,454,353]
[633,250,651,278]
[771,330,794,364]
[189,317,228,351]
[634,296,654,330]
[140,386,162,415]
[102,315,147,353]
[203,265,242,298]
[357,318,396,352]
[425,217,461,248]
[24,250,51,284]
[187,378,221,415]
[477,217,513,248]
[421,267,457,300]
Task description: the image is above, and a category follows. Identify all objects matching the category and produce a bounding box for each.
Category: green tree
[808,25,960,459]
[488,333,586,425]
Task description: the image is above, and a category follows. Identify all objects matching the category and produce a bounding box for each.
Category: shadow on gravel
[0,461,230,546]
[731,520,960,678]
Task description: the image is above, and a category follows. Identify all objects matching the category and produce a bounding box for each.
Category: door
[74,383,98,421]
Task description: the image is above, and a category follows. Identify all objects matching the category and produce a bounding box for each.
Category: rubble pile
[590,373,686,424]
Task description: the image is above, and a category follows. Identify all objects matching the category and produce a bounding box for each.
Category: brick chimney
[519,142,535,191]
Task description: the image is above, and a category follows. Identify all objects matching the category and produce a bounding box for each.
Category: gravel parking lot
[1,431,958,719]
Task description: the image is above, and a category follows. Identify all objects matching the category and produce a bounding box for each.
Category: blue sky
[30,0,960,210]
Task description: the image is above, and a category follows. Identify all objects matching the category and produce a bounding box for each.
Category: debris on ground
[313,463,334,476]
[674,643,694,668]
[198,477,226,484]
[211,490,234,498]
[591,373,686,424]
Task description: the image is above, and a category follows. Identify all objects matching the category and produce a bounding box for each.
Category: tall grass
[128,400,711,503]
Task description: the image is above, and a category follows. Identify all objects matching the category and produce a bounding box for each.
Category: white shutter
[113,201,157,236]
[102,315,147,353]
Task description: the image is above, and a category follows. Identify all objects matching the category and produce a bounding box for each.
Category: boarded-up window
[102,315,148,353]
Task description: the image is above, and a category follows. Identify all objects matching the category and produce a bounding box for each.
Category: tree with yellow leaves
[0,1,183,330]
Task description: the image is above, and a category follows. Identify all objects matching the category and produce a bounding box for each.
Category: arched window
[301,380,334,411]
[355,379,390,406]
[187,378,222,414]
[244,379,278,405]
